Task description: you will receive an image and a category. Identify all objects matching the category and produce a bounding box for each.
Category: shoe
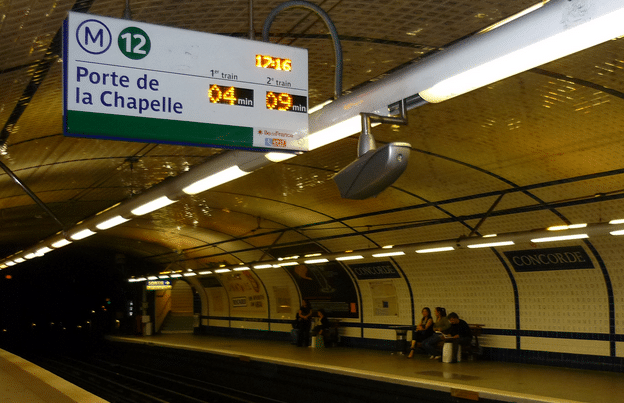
[429,355,435,359]
[434,356,441,360]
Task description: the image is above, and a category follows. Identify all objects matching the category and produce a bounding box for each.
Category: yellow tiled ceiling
[2,0,624,270]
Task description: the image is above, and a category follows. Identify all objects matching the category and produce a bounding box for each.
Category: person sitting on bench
[422,307,451,359]
[443,312,472,347]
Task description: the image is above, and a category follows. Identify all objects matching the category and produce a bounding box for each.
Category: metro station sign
[62,11,309,152]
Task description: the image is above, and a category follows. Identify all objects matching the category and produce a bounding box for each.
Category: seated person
[443,312,472,347]
[408,307,433,358]
[422,307,451,359]
[311,308,329,338]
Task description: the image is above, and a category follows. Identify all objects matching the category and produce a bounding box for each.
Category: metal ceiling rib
[1,0,624,272]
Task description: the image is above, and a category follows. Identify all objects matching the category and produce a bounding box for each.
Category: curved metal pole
[262,0,343,99]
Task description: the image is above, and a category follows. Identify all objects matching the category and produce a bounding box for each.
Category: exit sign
[63,12,309,152]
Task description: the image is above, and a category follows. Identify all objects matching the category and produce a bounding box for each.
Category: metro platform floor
[0,348,107,403]
[108,334,621,403]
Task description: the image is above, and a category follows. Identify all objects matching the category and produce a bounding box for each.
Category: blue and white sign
[63,11,309,151]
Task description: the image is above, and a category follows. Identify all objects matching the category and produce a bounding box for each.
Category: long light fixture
[531,234,589,243]
[466,241,515,249]
[6,0,624,269]
[182,166,249,195]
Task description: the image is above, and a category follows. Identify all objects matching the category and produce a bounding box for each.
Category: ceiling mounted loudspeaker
[333,142,411,200]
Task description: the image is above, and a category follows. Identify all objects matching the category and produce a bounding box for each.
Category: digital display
[266,91,307,113]
[256,54,292,71]
[208,84,254,107]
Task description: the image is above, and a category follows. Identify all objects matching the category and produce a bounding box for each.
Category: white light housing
[14,258,25,263]
[214,269,231,273]
[183,272,197,276]
[304,258,329,264]
[531,234,589,243]
[609,219,624,225]
[5,261,16,266]
[170,273,183,278]
[96,215,130,230]
[265,152,296,162]
[52,239,72,248]
[36,247,52,256]
[547,223,587,231]
[610,229,624,236]
[335,255,364,261]
[419,0,624,103]
[131,196,176,216]
[198,271,212,275]
[70,229,96,240]
[182,166,249,195]
[147,276,158,280]
[277,261,299,266]
[24,253,37,260]
[466,241,515,249]
[254,264,273,269]
[416,246,455,254]
[372,251,405,257]
[233,267,250,271]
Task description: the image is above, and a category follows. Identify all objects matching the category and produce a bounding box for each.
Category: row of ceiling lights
[3,0,624,270]
[128,220,624,282]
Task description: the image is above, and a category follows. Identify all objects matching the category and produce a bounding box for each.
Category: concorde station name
[74,66,183,115]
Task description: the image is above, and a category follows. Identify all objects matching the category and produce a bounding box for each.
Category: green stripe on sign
[65,111,254,148]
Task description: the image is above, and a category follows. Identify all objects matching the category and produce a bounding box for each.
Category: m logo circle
[76,19,112,55]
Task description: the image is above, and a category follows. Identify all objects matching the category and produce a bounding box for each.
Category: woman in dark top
[312,308,329,336]
[296,299,312,347]
[408,307,434,358]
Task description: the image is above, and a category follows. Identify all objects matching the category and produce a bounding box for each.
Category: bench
[435,324,483,360]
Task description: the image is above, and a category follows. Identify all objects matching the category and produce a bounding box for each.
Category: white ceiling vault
[1,0,624,276]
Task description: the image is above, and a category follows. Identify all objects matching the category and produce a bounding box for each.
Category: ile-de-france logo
[76,18,151,60]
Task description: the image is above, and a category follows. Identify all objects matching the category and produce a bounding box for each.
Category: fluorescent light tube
[265,152,296,162]
[254,264,273,269]
[547,223,587,231]
[306,116,362,151]
[335,255,364,261]
[70,229,96,240]
[52,239,72,248]
[610,230,624,236]
[5,261,15,266]
[131,196,176,216]
[277,262,299,266]
[214,269,231,273]
[609,219,624,225]
[233,267,250,271]
[96,215,130,230]
[198,271,212,275]
[305,258,329,264]
[416,246,455,254]
[24,253,37,259]
[36,247,52,255]
[170,273,183,278]
[14,258,25,263]
[183,272,197,276]
[182,166,248,195]
[419,1,624,103]
[531,234,589,243]
[467,241,515,249]
[372,251,405,257]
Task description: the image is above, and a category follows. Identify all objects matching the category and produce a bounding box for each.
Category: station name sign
[504,246,594,272]
[349,261,401,280]
[63,12,309,151]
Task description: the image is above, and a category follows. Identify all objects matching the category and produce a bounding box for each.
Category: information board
[63,11,309,152]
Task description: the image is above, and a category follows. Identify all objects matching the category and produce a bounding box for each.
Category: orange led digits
[208,84,254,107]
[256,54,292,71]
[265,91,308,113]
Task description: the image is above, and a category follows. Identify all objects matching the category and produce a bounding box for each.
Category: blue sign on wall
[504,246,594,272]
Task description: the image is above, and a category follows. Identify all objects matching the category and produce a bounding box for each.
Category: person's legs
[422,333,442,357]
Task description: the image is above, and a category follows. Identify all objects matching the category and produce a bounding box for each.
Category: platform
[108,333,620,403]
[0,348,107,403]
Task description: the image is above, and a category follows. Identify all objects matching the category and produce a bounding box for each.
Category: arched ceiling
[1,0,624,274]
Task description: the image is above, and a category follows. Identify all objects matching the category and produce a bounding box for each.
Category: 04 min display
[266,91,307,113]
[208,84,254,107]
